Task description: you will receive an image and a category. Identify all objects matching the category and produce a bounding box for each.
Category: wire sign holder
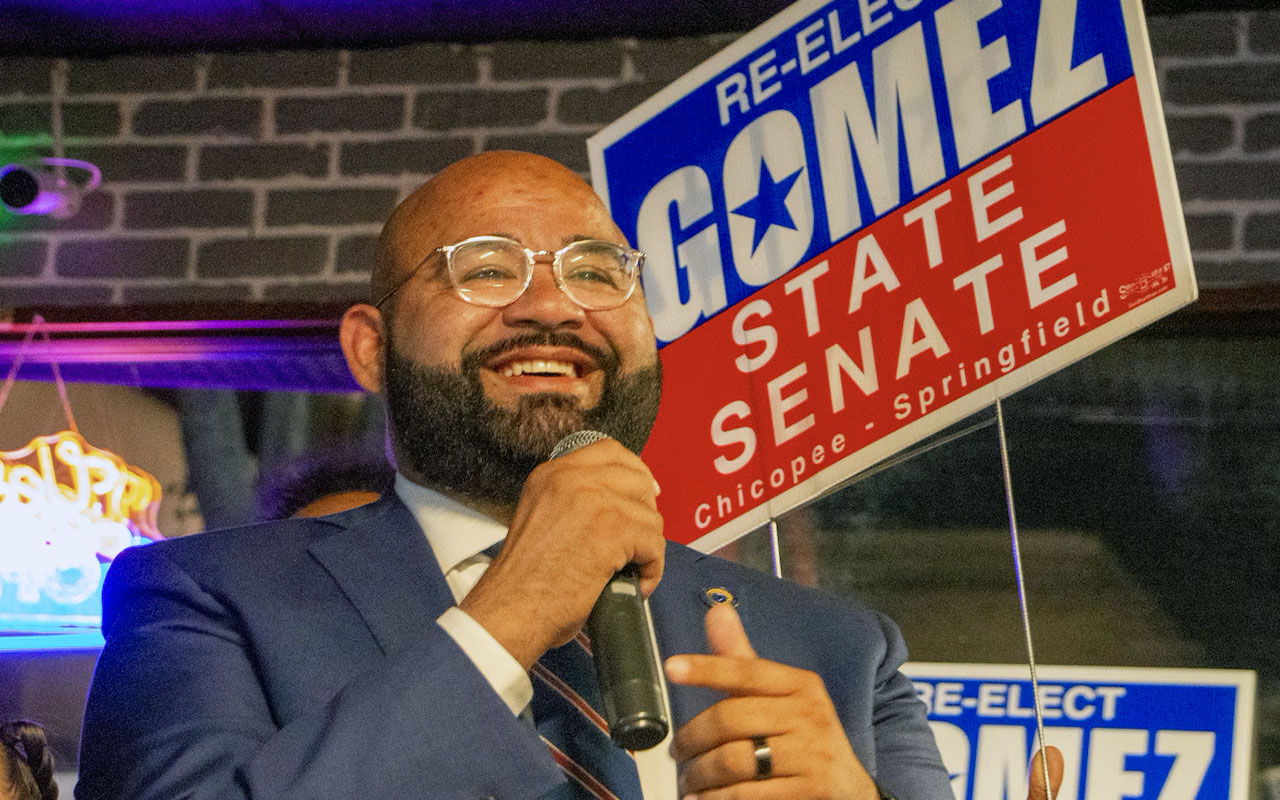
[995,397,1054,800]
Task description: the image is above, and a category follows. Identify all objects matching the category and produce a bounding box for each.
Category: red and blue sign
[903,664,1255,799]
[589,0,1196,549]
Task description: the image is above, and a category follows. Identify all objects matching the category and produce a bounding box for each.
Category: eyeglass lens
[450,239,635,309]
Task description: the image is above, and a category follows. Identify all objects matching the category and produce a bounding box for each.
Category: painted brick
[64,144,188,183]
[208,50,340,89]
[1249,11,1280,54]
[265,187,398,226]
[339,137,472,177]
[349,44,478,86]
[1184,213,1234,251]
[64,103,122,137]
[69,55,197,94]
[197,236,328,278]
[336,234,377,274]
[124,189,254,229]
[1163,64,1280,105]
[1191,257,1280,285]
[55,238,188,279]
[1165,114,1234,156]
[0,101,118,138]
[275,94,404,134]
[0,238,49,277]
[416,89,547,130]
[123,283,256,304]
[200,142,331,181]
[0,103,50,136]
[262,280,367,302]
[1244,212,1280,250]
[631,36,731,82]
[0,284,115,306]
[0,58,53,96]
[1244,113,1280,153]
[490,41,625,81]
[134,98,262,137]
[1147,13,1240,58]
[1176,160,1280,201]
[1,191,115,233]
[484,133,588,172]
[558,82,665,125]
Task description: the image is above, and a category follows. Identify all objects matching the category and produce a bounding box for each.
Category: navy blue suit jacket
[77,494,949,800]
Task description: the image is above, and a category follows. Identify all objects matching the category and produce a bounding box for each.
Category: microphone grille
[549,430,611,460]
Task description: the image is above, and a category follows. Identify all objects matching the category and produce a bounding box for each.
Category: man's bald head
[372,151,623,305]
[340,149,661,513]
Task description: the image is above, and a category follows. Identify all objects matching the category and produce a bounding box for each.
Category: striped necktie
[532,632,643,800]
[474,542,642,799]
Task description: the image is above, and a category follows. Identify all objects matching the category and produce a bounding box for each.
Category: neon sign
[1,430,162,640]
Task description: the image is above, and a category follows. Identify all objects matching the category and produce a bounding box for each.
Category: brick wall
[0,12,1275,309]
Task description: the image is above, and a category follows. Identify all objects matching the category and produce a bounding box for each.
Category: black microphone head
[549,430,611,460]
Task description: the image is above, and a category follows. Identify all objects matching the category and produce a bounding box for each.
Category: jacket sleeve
[76,544,563,800]
[867,610,953,800]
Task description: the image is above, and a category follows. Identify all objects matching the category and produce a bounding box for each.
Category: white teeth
[500,360,577,378]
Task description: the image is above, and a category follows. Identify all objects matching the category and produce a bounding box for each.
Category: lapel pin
[701,586,738,608]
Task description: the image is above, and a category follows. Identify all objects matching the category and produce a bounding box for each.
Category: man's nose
[501,258,585,329]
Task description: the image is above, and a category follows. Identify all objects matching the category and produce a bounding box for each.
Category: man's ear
[340,303,385,393]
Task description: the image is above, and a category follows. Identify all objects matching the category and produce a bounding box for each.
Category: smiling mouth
[469,332,616,387]
[499,359,579,378]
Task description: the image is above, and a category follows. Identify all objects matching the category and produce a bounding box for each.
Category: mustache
[460,331,619,375]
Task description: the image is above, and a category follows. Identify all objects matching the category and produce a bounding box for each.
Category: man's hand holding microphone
[461,435,1064,800]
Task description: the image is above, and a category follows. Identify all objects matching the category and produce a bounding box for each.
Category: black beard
[383,327,662,508]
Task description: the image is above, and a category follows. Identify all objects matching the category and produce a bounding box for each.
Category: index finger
[664,653,807,696]
[705,603,756,659]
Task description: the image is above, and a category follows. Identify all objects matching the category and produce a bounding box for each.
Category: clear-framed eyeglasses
[373,235,646,311]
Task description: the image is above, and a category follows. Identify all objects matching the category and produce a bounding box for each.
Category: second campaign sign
[903,664,1256,800]
[588,0,1196,549]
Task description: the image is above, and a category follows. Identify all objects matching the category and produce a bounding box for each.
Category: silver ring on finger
[751,736,773,780]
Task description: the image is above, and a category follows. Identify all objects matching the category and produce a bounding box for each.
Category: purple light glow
[2,0,788,56]
[0,318,339,334]
[1,318,362,392]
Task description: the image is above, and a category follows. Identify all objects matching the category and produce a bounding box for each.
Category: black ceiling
[1,0,1276,57]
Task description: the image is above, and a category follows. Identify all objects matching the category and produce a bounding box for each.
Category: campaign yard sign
[902,664,1256,800]
[588,0,1196,550]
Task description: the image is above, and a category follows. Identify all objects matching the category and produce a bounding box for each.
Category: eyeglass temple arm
[372,250,439,309]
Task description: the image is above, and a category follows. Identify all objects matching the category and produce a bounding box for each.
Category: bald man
[78,152,954,800]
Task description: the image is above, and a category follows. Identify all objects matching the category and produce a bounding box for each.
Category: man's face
[377,161,661,504]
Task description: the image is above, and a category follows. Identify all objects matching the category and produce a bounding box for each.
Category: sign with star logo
[733,161,805,254]
[588,0,1196,550]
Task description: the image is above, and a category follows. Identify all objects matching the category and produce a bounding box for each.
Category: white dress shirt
[395,475,677,799]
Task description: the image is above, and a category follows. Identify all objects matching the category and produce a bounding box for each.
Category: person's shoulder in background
[254,439,395,521]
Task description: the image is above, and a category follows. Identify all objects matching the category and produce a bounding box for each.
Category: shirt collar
[394,473,507,574]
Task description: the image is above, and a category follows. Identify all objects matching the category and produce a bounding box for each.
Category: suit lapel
[307,494,457,656]
[308,497,734,727]
[649,543,727,728]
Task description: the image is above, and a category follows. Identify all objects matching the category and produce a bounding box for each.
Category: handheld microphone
[549,430,670,751]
